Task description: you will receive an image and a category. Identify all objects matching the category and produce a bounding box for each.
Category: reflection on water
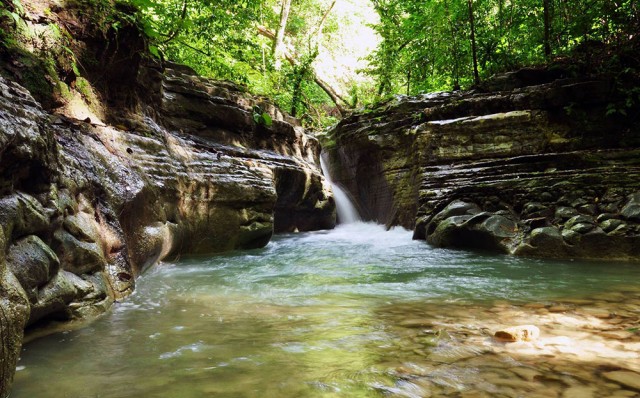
[13,223,640,397]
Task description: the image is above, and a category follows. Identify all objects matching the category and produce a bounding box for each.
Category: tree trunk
[468,0,480,85]
[258,25,348,115]
[274,0,292,71]
[543,0,552,58]
[445,0,460,90]
[311,0,336,48]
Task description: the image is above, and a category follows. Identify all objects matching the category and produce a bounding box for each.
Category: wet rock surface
[374,285,640,398]
[325,73,640,260]
[0,62,334,395]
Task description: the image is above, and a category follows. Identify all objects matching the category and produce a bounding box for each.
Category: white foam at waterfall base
[320,154,362,224]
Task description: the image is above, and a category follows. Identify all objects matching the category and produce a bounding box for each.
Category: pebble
[459,391,492,398]
[494,325,540,342]
[600,331,634,340]
[511,367,542,381]
[490,378,541,390]
[399,319,434,328]
[524,302,547,309]
[593,292,626,302]
[602,370,640,390]
[562,386,597,398]
[578,307,612,318]
[609,390,640,397]
[559,298,594,305]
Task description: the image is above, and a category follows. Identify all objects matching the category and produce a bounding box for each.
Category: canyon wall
[325,70,640,260]
[0,61,334,396]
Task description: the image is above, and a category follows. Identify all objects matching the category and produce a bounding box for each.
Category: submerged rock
[602,371,640,391]
[494,325,541,342]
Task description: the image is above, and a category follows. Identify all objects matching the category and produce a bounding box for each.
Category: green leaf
[261,113,273,127]
[11,0,24,15]
[149,45,160,58]
[1,10,21,25]
[71,62,80,76]
[143,24,158,39]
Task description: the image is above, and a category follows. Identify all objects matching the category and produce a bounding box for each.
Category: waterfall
[320,153,362,224]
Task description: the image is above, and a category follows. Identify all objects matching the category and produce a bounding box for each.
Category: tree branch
[161,0,189,44]
[274,0,292,70]
[257,25,349,115]
[310,0,336,49]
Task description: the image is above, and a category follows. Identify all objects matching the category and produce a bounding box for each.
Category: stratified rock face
[0,63,334,396]
[325,73,640,260]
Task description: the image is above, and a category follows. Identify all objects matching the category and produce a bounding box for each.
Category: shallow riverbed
[12,223,640,397]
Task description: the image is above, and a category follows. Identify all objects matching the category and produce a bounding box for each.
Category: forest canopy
[2,0,638,126]
[125,0,379,126]
[368,0,639,96]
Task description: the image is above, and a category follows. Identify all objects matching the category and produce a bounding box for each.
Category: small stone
[399,319,434,328]
[511,367,542,381]
[523,302,547,309]
[555,207,579,220]
[562,229,582,244]
[437,200,482,219]
[600,331,634,340]
[571,198,589,208]
[602,370,640,390]
[523,202,547,216]
[601,219,626,233]
[596,213,617,222]
[577,204,596,215]
[609,390,640,397]
[570,222,595,234]
[559,298,594,305]
[491,378,541,390]
[565,215,595,229]
[549,305,570,313]
[523,217,548,229]
[621,193,640,222]
[459,391,491,398]
[494,325,540,342]
[578,307,612,319]
[610,224,629,236]
[593,292,625,302]
[540,192,555,202]
[562,386,597,398]
[529,227,563,246]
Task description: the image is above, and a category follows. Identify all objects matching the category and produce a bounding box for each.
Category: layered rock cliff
[0,61,334,396]
[325,70,640,260]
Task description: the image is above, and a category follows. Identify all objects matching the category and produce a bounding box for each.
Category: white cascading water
[319,153,362,224]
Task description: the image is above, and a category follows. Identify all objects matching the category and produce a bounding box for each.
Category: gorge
[1,0,640,396]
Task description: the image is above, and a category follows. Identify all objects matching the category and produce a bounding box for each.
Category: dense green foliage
[125,0,361,127]
[1,0,639,122]
[125,0,639,112]
[368,0,640,96]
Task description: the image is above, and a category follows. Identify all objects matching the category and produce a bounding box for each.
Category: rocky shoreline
[324,70,640,260]
[0,62,335,396]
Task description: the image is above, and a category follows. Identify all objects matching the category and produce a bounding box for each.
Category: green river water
[11,223,640,397]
